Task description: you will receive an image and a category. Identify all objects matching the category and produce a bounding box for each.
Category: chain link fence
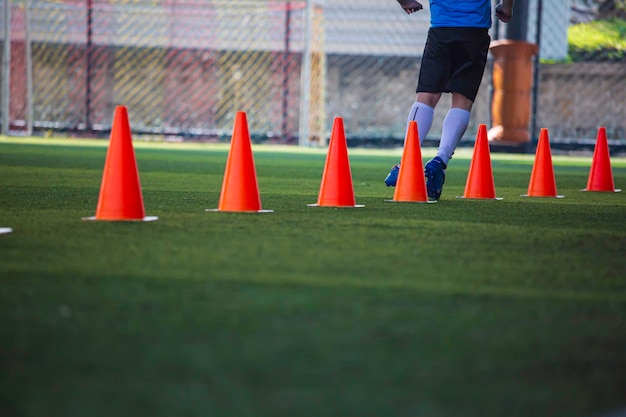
[1,0,625,148]
[528,0,626,148]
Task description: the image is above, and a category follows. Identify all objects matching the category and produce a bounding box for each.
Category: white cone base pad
[82,216,159,222]
[520,195,564,198]
[308,204,365,208]
[457,196,504,200]
[206,209,274,213]
[580,189,621,193]
[0,227,13,234]
[384,199,437,204]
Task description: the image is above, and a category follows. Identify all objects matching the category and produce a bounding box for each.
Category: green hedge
[568,18,626,61]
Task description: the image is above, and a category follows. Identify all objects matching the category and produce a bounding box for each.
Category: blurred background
[1,0,624,149]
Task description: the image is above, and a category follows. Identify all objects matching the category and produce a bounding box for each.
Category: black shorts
[416,27,491,102]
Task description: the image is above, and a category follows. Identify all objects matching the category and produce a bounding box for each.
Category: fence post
[2,0,11,135]
[506,0,528,41]
[530,0,543,144]
[86,0,93,131]
[282,2,291,141]
[25,0,33,136]
[298,0,313,146]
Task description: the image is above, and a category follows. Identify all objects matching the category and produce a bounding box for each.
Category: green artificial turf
[1,137,625,417]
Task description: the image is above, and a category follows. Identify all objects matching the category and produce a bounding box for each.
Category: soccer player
[385,0,515,200]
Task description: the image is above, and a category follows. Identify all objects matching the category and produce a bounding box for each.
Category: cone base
[384,199,437,204]
[580,188,621,193]
[0,227,13,234]
[206,209,274,213]
[83,216,159,222]
[307,203,365,208]
[456,196,504,200]
[520,194,564,198]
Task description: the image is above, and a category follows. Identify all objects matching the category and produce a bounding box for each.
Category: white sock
[436,108,471,166]
[406,102,434,145]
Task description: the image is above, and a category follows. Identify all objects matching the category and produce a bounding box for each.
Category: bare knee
[416,92,441,107]
[451,93,474,111]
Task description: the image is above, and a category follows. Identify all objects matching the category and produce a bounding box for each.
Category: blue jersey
[430,0,492,28]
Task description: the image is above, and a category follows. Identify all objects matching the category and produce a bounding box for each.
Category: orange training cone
[309,117,363,208]
[387,121,432,203]
[209,111,272,213]
[84,106,157,221]
[523,128,564,198]
[459,124,501,200]
[581,127,621,193]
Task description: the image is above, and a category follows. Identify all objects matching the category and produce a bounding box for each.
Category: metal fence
[1,0,625,147]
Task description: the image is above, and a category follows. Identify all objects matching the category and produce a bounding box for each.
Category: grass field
[1,136,625,417]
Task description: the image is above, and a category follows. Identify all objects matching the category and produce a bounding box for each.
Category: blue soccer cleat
[384,164,400,187]
[424,156,446,200]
